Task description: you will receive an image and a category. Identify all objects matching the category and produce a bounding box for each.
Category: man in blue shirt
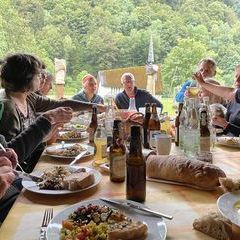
[175,57,217,102]
[115,73,163,111]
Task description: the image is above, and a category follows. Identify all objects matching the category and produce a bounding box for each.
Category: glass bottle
[109,120,126,182]
[105,97,115,147]
[184,98,199,158]
[175,103,183,146]
[148,103,161,149]
[126,125,146,202]
[88,105,97,151]
[179,99,188,150]
[143,103,151,149]
[94,123,107,165]
[199,101,211,152]
[128,96,137,111]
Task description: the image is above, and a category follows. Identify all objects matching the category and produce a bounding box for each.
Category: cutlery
[14,170,43,182]
[69,150,88,166]
[40,208,53,240]
[100,198,173,220]
[0,143,41,181]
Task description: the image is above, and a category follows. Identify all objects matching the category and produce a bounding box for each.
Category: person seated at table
[115,72,163,111]
[36,70,54,97]
[0,53,105,172]
[198,79,225,105]
[193,64,240,137]
[176,57,217,102]
[72,74,104,104]
[0,149,19,223]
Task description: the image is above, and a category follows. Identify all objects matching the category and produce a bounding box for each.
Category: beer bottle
[88,105,97,150]
[109,120,126,182]
[143,103,151,149]
[148,103,161,149]
[175,103,184,146]
[199,102,211,152]
[127,125,146,202]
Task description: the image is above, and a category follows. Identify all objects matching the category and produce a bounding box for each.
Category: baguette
[193,212,232,240]
[146,155,226,189]
[219,177,240,192]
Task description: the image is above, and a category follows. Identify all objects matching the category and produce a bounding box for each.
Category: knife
[100,198,173,220]
[69,150,88,166]
[14,170,43,182]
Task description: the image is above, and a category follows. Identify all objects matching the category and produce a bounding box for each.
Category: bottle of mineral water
[184,98,199,158]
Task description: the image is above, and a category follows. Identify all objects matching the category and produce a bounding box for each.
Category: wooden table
[0,144,240,240]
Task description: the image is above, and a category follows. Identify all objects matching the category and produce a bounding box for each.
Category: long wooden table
[0,144,240,240]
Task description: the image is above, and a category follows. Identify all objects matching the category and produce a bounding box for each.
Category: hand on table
[0,157,15,199]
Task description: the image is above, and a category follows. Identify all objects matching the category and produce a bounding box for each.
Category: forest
[0,0,240,96]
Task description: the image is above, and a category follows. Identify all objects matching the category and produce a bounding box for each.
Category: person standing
[115,72,163,111]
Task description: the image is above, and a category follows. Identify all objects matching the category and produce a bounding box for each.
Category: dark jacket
[115,87,163,111]
[72,90,104,104]
[223,89,240,136]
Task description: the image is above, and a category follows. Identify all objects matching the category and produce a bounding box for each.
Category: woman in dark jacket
[0,53,105,172]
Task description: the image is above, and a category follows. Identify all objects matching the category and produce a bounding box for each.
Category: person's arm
[6,116,51,162]
[145,92,163,112]
[193,72,235,101]
[224,123,240,137]
[175,80,192,103]
[0,157,15,199]
[29,93,106,113]
[212,115,240,137]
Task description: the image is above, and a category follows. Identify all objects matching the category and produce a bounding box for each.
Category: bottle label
[149,130,161,148]
[111,155,126,178]
[200,136,211,152]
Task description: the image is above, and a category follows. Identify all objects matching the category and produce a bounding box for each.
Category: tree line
[0,0,240,95]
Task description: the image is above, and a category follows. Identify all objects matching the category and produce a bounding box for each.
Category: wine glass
[187,81,199,97]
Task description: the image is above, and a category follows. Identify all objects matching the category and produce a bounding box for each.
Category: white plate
[44,143,94,159]
[216,137,240,148]
[22,166,102,195]
[57,131,88,141]
[217,192,240,226]
[46,199,167,240]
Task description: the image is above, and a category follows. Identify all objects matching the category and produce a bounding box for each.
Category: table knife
[69,150,88,166]
[100,198,173,220]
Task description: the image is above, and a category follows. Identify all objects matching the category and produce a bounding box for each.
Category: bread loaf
[63,172,94,190]
[146,155,226,189]
[193,212,232,240]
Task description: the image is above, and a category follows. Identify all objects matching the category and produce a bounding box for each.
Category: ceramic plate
[44,143,94,159]
[57,131,88,141]
[216,137,240,148]
[46,199,167,240]
[22,166,102,195]
[217,192,240,226]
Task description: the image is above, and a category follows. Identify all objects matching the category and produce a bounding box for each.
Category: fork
[40,208,53,240]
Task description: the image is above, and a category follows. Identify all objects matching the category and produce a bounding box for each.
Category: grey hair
[121,72,135,84]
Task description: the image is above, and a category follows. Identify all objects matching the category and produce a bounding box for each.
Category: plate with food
[44,143,93,159]
[46,199,167,240]
[22,166,102,195]
[217,192,240,226]
[57,130,88,141]
[62,123,87,132]
[216,137,240,148]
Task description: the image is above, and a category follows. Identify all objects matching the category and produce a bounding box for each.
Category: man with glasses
[115,72,163,111]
